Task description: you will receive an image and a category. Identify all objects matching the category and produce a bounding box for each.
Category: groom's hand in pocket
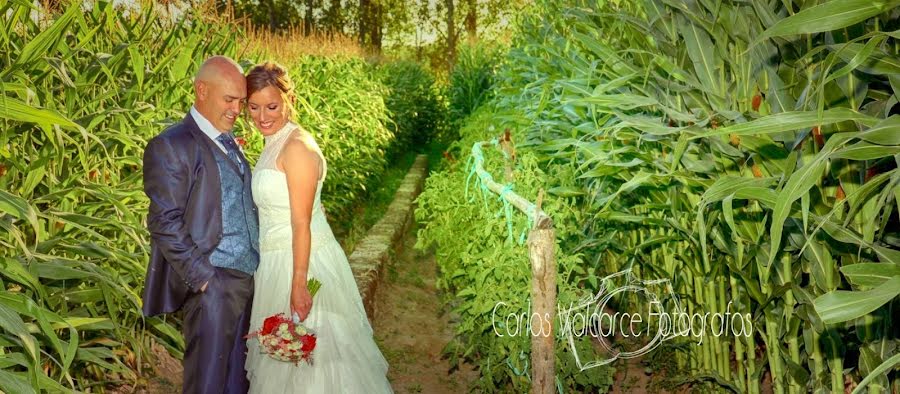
[291,285,313,321]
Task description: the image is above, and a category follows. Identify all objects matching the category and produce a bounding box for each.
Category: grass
[335,137,448,254]
[334,150,419,253]
[189,1,365,61]
[421,138,452,176]
[239,23,365,61]
[399,265,426,289]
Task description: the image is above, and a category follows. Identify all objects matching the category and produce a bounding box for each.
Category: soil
[372,224,479,393]
[108,340,181,393]
[119,223,476,393]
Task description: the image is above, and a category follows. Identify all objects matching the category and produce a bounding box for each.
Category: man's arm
[143,136,214,293]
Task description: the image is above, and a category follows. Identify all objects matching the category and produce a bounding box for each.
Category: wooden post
[471,141,557,393]
[528,223,556,394]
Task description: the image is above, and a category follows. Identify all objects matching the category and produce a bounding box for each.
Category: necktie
[217,133,245,175]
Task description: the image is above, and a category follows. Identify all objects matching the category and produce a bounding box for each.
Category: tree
[445,0,456,65]
[370,1,383,53]
[358,0,387,54]
[464,0,476,42]
[321,0,345,35]
[303,0,319,34]
[214,0,525,60]
[219,0,303,31]
[407,0,526,70]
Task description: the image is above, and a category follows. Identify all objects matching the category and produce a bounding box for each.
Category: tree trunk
[304,0,316,35]
[358,0,370,47]
[465,0,476,43]
[446,0,456,67]
[325,0,343,35]
[371,0,382,54]
[268,0,276,31]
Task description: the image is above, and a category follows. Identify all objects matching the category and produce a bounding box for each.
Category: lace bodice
[251,122,333,253]
[254,122,327,177]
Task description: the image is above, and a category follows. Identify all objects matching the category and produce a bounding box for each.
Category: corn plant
[0,0,415,391]
[378,60,447,157]
[447,43,503,128]
[0,1,239,391]
[421,0,900,392]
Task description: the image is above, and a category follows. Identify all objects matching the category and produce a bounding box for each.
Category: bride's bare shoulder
[279,127,322,170]
[286,127,319,151]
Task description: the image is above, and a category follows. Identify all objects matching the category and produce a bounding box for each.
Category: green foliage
[378,60,447,155]
[416,105,614,392]
[447,43,503,127]
[274,56,395,227]
[0,1,236,389]
[339,151,419,253]
[423,0,900,392]
[0,0,426,389]
[221,0,306,31]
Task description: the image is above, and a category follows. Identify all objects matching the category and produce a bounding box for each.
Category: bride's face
[247,85,291,136]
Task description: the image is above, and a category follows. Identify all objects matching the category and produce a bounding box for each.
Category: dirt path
[372,224,479,393]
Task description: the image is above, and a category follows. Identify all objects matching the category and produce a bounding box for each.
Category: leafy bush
[416,104,615,392]
[378,60,446,155]
[447,43,503,126]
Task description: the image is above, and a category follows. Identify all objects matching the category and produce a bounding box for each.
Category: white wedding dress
[245,122,392,393]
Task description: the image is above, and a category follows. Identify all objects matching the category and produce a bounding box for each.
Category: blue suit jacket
[142,114,227,316]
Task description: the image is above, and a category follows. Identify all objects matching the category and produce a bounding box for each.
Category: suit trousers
[181,267,254,394]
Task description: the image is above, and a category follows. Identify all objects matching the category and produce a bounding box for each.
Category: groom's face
[197,73,246,132]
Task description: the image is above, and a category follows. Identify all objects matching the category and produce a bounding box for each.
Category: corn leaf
[757,0,900,41]
[814,276,900,324]
[841,263,900,288]
[698,109,878,139]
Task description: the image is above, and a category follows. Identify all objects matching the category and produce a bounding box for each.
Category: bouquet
[247,278,322,365]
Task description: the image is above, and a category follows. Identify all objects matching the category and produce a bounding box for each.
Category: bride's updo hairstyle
[246,61,298,120]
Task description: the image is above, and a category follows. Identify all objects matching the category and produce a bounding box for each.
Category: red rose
[262,314,283,335]
[235,137,247,147]
[300,334,316,352]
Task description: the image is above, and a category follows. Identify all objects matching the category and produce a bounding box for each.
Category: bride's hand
[291,285,313,322]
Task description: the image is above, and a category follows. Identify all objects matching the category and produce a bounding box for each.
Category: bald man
[142,55,259,393]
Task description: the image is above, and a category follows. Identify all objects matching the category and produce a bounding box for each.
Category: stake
[528,224,556,394]
[471,141,556,394]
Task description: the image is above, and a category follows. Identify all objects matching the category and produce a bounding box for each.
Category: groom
[142,55,259,394]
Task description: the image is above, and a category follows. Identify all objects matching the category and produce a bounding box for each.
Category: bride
[243,61,393,393]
